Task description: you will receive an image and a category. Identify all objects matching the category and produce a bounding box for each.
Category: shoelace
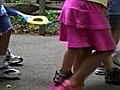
[55,71,66,82]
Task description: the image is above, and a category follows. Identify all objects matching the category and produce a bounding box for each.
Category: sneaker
[105,67,120,85]
[95,64,105,75]
[0,64,21,79]
[5,49,23,65]
[94,53,120,76]
[53,70,73,86]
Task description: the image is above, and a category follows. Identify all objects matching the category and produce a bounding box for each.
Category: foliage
[45,10,59,35]
[10,10,59,35]
[6,0,60,35]
[5,0,23,3]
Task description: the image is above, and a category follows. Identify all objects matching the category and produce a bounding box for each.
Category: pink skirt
[59,0,110,29]
[59,24,116,51]
[58,0,116,51]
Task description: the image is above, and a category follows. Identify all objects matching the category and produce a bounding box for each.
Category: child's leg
[58,48,79,73]
[0,30,11,55]
[0,14,21,78]
[59,48,92,73]
[70,50,113,90]
[73,48,92,73]
[0,29,20,79]
[53,47,92,85]
[95,56,115,76]
[103,16,120,84]
[95,16,120,75]
[102,55,115,71]
[53,48,80,85]
[111,28,120,66]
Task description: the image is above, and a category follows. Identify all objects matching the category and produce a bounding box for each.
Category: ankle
[70,81,84,90]
[70,78,84,87]
[58,69,72,75]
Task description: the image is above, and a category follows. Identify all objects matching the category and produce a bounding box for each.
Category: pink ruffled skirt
[58,0,116,51]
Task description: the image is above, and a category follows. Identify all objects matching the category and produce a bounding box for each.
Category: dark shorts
[109,15,120,30]
[0,14,12,36]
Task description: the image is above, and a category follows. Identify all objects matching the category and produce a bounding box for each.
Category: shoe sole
[105,80,120,85]
[0,74,20,79]
[95,72,105,75]
[0,72,21,79]
[8,58,23,64]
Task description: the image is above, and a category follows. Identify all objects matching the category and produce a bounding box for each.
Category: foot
[5,49,23,65]
[56,80,72,90]
[53,70,73,86]
[56,80,81,90]
[94,64,105,75]
[105,67,120,85]
[0,60,21,79]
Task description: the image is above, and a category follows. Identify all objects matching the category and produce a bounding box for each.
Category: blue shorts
[0,14,12,36]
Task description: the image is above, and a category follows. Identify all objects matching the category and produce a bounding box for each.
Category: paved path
[0,34,120,90]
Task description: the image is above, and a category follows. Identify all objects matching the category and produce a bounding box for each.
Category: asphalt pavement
[0,34,120,90]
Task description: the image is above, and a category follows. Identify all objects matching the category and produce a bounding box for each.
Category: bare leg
[73,48,92,73]
[59,48,80,73]
[70,50,113,90]
[0,30,11,55]
[102,55,115,71]
[53,48,81,85]
[103,28,120,71]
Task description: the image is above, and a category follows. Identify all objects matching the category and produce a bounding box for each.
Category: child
[0,0,21,78]
[108,0,120,67]
[51,0,116,90]
[95,0,120,85]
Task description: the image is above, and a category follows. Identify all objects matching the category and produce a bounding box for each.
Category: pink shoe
[48,82,57,90]
[56,80,73,90]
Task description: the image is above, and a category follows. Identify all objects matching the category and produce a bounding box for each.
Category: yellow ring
[27,16,49,25]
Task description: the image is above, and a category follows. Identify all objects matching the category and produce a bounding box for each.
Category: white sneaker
[5,49,23,65]
[0,64,21,79]
[95,64,105,75]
